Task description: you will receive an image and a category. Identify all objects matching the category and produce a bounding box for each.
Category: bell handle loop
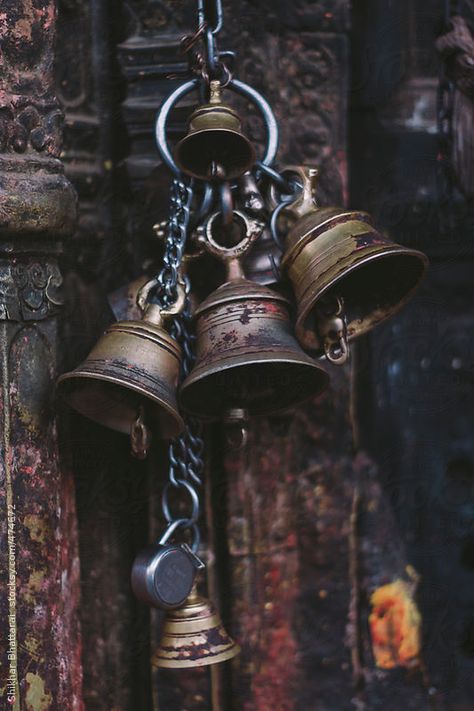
[324,336,349,366]
[155,78,278,176]
[136,278,187,324]
[202,210,264,280]
[278,165,319,220]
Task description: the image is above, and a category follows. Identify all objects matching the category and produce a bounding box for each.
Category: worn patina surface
[0,1,83,709]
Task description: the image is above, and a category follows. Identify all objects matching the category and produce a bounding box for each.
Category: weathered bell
[179,278,329,419]
[279,166,429,358]
[57,302,184,439]
[175,80,255,180]
[152,587,240,668]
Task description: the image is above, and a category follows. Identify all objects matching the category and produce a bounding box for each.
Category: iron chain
[156,180,204,531]
[154,178,193,307]
[145,176,205,537]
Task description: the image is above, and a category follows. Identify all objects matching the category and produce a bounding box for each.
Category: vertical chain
[156,177,205,531]
[167,281,205,496]
[154,178,193,307]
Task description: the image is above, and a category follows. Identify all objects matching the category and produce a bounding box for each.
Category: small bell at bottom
[152,588,240,668]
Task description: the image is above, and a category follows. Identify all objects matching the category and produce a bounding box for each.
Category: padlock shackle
[158,518,201,553]
[155,78,279,177]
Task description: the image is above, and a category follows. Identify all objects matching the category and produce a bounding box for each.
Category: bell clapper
[130,406,152,460]
[223,408,250,450]
[316,295,350,366]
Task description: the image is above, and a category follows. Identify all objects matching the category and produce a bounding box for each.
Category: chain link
[153,178,193,307]
[151,176,205,532]
[167,279,205,517]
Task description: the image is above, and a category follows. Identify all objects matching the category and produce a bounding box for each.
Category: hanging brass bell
[180,210,329,419]
[152,587,240,668]
[57,281,184,439]
[278,166,429,360]
[175,80,255,181]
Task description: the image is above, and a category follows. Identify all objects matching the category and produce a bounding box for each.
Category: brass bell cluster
[56,0,429,673]
[57,75,429,518]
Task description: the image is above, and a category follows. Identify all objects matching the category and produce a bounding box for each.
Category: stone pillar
[0,2,83,709]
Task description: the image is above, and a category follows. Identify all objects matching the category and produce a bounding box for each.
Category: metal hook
[137,276,187,317]
[317,296,350,366]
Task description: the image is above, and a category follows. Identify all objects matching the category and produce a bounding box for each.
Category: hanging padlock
[131,519,204,610]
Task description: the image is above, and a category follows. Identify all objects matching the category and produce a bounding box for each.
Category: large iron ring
[155,78,279,176]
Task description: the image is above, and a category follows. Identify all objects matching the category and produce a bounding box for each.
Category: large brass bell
[180,210,329,419]
[152,586,240,668]
[278,166,429,362]
[57,280,184,439]
[175,80,256,181]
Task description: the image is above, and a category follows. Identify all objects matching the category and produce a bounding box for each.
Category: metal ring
[204,210,264,260]
[270,200,290,251]
[155,78,279,176]
[136,276,187,315]
[162,479,200,526]
[230,79,278,166]
[193,182,214,223]
[255,162,290,191]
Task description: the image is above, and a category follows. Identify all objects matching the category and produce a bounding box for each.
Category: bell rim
[174,128,256,180]
[151,642,241,669]
[295,245,429,351]
[180,352,329,419]
[57,368,184,438]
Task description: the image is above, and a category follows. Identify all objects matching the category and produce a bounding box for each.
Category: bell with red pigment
[152,586,240,669]
[179,210,329,419]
